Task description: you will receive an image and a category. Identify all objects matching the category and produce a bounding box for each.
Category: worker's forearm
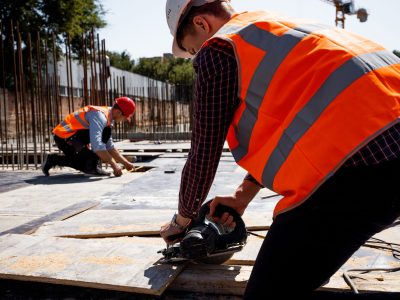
[235,178,262,206]
[108,148,130,165]
[95,150,117,167]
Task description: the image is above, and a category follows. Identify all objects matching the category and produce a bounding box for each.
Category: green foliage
[106,51,195,86]
[0,0,106,50]
[0,0,106,89]
[132,56,194,85]
[107,50,135,72]
[394,50,400,58]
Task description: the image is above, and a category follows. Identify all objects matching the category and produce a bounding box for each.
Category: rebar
[0,21,193,170]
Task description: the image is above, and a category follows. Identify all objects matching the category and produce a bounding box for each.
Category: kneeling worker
[42,97,136,177]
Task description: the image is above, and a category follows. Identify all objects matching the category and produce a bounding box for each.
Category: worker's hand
[160,214,191,244]
[160,222,185,244]
[124,162,135,172]
[111,162,123,177]
[209,179,261,227]
[209,196,243,229]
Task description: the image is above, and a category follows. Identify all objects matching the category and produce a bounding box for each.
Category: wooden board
[0,234,185,296]
[0,200,99,236]
[169,262,400,295]
[343,272,400,292]
[0,215,39,233]
[120,151,164,156]
[373,225,400,243]
[33,209,273,238]
[169,264,250,296]
[168,263,349,296]
[227,232,266,266]
[34,209,175,238]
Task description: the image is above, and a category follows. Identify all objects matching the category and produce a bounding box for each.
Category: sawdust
[82,255,135,265]
[7,253,70,272]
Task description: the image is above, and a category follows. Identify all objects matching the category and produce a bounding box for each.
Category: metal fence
[0,22,193,170]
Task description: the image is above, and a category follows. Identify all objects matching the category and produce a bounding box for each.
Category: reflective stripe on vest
[60,121,74,133]
[261,50,399,189]
[226,23,400,185]
[206,11,400,215]
[73,111,89,129]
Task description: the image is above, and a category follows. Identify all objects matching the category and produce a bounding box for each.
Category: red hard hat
[115,97,136,121]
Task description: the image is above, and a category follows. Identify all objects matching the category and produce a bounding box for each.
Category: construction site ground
[0,140,399,299]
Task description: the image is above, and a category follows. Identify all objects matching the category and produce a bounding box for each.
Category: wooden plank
[0,201,99,236]
[0,234,185,296]
[227,232,266,266]
[120,151,164,156]
[0,216,38,233]
[373,225,400,243]
[33,209,273,238]
[168,264,350,296]
[242,211,272,231]
[169,264,250,296]
[34,209,175,238]
[343,272,400,292]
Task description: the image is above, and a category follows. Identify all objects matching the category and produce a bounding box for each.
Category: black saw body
[158,200,248,264]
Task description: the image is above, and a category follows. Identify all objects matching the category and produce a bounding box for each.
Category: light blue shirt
[85,109,115,152]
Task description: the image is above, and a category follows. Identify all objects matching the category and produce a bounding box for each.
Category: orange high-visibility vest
[203,11,400,217]
[53,106,112,139]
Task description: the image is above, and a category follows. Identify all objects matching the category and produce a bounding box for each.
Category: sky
[99,0,400,60]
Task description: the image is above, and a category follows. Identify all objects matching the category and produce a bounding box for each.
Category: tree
[0,0,106,46]
[107,50,135,72]
[0,0,106,89]
[394,50,400,58]
[132,56,195,86]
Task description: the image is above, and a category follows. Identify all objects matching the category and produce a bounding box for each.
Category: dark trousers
[53,128,111,172]
[243,157,400,299]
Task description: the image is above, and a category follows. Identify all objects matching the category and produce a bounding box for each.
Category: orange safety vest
[53,106,112,139]
[203,11,400,217]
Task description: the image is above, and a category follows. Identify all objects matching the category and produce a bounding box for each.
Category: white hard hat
[166,0,224,58]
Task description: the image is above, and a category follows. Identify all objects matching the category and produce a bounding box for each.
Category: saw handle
[198,200,247,246]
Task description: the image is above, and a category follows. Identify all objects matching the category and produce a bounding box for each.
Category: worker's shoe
[41,153,55,176]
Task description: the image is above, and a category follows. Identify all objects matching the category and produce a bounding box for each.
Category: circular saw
[158,200,248,264]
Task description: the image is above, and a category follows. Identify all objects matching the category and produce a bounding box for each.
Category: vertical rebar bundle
[0,22,193,170]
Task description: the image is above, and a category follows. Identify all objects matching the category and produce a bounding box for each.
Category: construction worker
[160,0,400,298]
[42,97,136,177]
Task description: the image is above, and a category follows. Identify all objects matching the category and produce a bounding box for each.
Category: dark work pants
[243,157,400,299]
[53,128,111,172]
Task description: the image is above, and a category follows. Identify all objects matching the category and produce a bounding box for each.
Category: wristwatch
[170,213,190,230]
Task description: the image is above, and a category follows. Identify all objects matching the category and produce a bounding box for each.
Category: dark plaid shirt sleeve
[178,40,240,218]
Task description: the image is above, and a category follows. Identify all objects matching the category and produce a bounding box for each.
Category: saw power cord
[342,236,400,294]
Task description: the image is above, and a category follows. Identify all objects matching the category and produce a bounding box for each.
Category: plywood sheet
[0,200,99,236]
[34,209,273,238]
[343,272,400,292]
[0,234,185,296]
[227,232,266,265]
[34,209,175,237]
[168,264,349,296]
